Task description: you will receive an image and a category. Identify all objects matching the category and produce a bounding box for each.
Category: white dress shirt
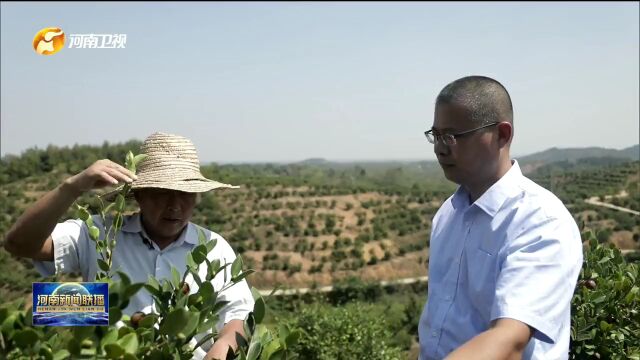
[419,160,583,360]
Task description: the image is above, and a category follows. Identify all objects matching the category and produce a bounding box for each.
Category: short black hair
[436,76,513,125]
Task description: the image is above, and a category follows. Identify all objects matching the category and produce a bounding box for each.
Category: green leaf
[176,293,189,309]
[67,338,81,356]
[117,333,139,354]
[109,307,122,325]
[52,350,71,360]
[232,269,255,284]
[199,282,215,304]
[210,300,230,316]
[278,324,289,347]
[143,284,162,298]
[190,268,203,287]
[39,347,53,360]
[114,213,123,230]
[162,279,173,293]
[187,293,203,307]
[208,260,224,281]
[12,328,40,348]
[133,153,147,166]
[147,275,160,290]
[285,330,301,348]
[125,151,134,170]
[205,237,217,253]
[186,252,197,272]
[100,328,119,350]
[139,314,158,328]
[98,259,110,272]
[246,339,262,360]
[73,326,95,341]
[625,285,639,303]
[261,336,282,360]
[103,202,116,215]
[197,228,207,245]
[197,318,219,334]
[159,308,189,336]
[193,333,216,351]
[250,287,262,301]
[181,310,200,338]
[76,205,90,221]
[253,297,266,324]
[267,348,285,360]
[104,343,124,359]
[117,271,132,287]
[124,283,145,299]
[231,256,244,278]
[171,267,181,289]
[123,353,138,360]
[192,244,208,264]
[246,312,256,335]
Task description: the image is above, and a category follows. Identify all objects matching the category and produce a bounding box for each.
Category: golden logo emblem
[33,27,65,55]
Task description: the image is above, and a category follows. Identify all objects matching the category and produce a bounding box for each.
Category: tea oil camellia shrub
[570,231,640,360]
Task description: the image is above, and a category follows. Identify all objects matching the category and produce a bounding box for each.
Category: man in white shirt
[4,132,254,360]
[419,76,583,359]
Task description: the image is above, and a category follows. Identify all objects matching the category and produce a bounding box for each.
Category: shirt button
[431,330,438,337]
[445,295,452,301]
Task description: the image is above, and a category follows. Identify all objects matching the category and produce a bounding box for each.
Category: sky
[1,2,638,163]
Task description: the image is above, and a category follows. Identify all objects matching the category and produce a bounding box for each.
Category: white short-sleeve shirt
[418,160,583,360]
[33,212,255,359]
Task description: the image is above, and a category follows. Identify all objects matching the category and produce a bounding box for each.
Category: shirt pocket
[464,242,500,317]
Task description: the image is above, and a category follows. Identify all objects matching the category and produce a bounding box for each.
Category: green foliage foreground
[570,232,640,360]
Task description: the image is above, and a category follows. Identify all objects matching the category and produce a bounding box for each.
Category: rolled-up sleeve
[32,216,98,280]
[490,216,583,344]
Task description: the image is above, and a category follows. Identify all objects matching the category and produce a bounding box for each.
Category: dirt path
[584,196,640,216]
[258,275,428,296]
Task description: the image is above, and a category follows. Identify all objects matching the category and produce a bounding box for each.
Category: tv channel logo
[32,282,109,326]
[33,26,128,56]
[32,27,65,55]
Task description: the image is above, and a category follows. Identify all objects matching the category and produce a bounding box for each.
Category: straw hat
[102,132,238,200]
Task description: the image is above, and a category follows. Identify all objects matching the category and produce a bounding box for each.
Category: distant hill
[297,158,330,165]
[620,144,640,159]
[518,144,639,174]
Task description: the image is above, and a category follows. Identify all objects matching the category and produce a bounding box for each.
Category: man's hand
[65,159,137,195]
[445,318,533,360]
[204,342,231,360]
[204,320,245,360]
[3,159,135,261]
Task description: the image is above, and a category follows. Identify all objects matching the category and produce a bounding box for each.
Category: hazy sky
[1,2,638,163]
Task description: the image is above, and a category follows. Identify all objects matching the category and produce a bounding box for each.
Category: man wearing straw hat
[4,132,254,360]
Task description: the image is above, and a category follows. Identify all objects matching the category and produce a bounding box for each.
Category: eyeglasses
[424,122,500,146]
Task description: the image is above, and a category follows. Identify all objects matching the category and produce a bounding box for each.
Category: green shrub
[287,302,403,360]
[570,231,640,359]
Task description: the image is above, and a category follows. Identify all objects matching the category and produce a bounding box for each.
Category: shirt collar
[121,212,198,246]
[451,160,524,217]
